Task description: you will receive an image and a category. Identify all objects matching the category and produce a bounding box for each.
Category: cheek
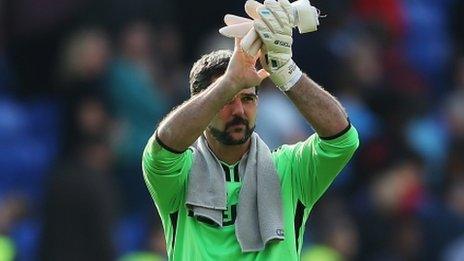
[217,107,232,122]
[210,113,226,129]
[244,105,258,122]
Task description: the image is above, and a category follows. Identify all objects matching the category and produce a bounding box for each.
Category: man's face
[208,87,258,145]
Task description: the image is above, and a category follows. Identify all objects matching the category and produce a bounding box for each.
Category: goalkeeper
[142,0,359,260]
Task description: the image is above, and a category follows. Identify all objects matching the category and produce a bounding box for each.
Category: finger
[277,0,294,26]
[241,28,259,55]
[248,37,262,57]
[256,48,262,60]
[263,0,291,34]
[264,0,284,27]
[257,6,280,34]
[219,22,253,38]
[259,52,270,71]
[234,38,242,51]
[245,0,264,20]
[257,68,270,81]
[224,14,253,25]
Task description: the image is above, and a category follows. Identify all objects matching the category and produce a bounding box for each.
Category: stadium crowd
[1,0,464,260]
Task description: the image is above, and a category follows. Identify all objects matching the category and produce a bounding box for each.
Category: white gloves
[255,0,302,91]
[220,0,306,91]
[220,0,320,40]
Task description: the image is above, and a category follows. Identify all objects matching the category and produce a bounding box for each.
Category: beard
[208,116,255,145]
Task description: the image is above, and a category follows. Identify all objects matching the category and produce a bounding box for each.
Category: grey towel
[186,133,284,252]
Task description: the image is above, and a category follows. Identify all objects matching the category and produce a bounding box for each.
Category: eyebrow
[226,93,258,104]
[239,93,258,98]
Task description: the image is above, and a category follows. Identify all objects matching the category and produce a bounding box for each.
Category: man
[142,0,359,260]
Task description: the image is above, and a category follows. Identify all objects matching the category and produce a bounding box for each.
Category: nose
[229,98,245,116]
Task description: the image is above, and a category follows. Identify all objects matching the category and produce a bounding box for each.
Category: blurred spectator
[155,24,190,104]
[355,157,427,260]
[106,21,170,211]
[40,135,119,261]
[0,195,27,235]
[56,27,112,153]
[335,33,383,143]
[58,28,110,86]
[421,141,464,260]
[39,92,119,260]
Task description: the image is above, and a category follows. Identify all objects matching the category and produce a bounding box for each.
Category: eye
[241,95,256,103]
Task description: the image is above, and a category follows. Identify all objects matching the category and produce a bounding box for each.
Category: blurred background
[0,0,464,260]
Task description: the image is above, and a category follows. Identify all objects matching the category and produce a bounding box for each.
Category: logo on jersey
[188,204,237,227]
[276,228,285,237]
[222,204,237,226]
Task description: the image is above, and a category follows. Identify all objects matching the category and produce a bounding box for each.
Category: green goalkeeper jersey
[142,126,359,261]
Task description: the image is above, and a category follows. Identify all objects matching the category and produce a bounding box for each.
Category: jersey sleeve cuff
[319,119,352,141]
[155,130,187,154]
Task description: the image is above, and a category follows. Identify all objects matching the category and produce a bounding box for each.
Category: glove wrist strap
[270,59,302,92]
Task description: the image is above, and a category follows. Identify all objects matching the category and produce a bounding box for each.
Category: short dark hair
[189,50,260,97]
[189,50,232,96]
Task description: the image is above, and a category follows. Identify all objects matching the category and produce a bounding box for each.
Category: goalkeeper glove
[254,0,302,91]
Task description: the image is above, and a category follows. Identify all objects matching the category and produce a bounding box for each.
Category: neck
[204,131,251,165]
